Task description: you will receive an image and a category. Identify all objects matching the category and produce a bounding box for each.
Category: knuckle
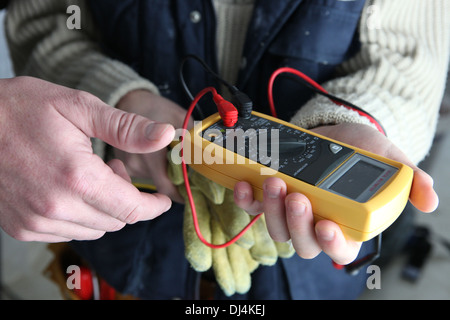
[63,166,99,204]
[118,205,141,224]
[114,112,141,146]
[40,202,61,220]
[71,89,97,106]
[29,196,64,222]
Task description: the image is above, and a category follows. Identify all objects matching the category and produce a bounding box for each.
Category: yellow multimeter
[174,111,413,242]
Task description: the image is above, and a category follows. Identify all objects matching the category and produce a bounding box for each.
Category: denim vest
[74,0,373,300]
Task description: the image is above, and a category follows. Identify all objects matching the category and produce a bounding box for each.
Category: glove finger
[210,189,255,249]
[243,248,260,274]
[211,218,235,297]
[166,152,184,186]
[275,240,296,259]
[227,244,252,295]
[182,187,212,272]
[190,171,225,204]
[250,215,278,266]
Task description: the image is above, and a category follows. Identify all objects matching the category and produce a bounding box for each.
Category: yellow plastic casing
[174,111,413,242]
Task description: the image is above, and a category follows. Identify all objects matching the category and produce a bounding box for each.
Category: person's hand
[0,77,175,242]
[234,123,439,265]
[115,89,192,203]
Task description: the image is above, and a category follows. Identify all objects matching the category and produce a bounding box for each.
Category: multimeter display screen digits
[202,114,398,203]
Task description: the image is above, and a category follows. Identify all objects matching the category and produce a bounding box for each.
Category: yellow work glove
[167,153,294,296]
[210,217,259,295]
[208,191,294,295]
[168,156,257,295]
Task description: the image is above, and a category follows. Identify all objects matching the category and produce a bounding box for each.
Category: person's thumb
[57,91,175,154]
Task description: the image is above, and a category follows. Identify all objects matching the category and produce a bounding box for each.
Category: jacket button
[190,10,202,23]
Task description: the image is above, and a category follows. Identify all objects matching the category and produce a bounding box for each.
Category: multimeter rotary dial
[203,114,353,186]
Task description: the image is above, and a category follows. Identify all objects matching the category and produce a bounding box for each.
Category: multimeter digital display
[179,111,413,242]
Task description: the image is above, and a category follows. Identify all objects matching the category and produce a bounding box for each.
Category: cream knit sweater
[5,0,450,165]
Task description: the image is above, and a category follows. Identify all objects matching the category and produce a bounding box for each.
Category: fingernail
[235,190,247,200]
[317,228,335,242]
[264,185,281,198]
[288,200,306,216]
[146,123,171,140]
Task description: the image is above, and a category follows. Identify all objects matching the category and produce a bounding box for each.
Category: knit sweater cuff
[76,57,160,107]
[289,85,383,133]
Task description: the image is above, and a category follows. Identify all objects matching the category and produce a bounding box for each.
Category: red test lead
[213,93,238,127]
